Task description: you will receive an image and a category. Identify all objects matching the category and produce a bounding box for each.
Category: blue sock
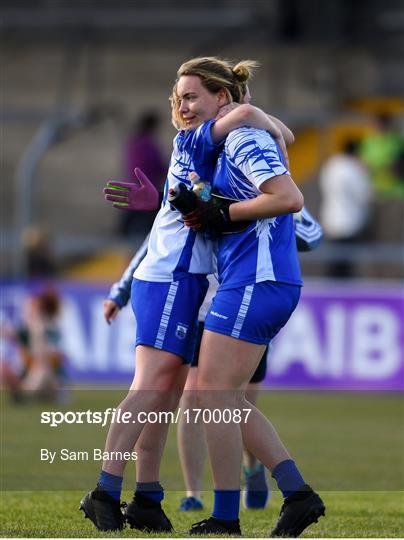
[136,481,164,503]
[272,459,305,499]
[98,470,123,501]
[212,490,240,521]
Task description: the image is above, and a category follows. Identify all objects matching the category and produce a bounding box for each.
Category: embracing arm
[229,175,303,221]
[212,104,292,165]
[211,104,282,144]
[267,115,294,145]
[182,174,303,233]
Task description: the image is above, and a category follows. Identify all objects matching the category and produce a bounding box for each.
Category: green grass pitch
[1,389,403,537]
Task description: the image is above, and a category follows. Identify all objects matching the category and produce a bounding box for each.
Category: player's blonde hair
[170,57,259,129]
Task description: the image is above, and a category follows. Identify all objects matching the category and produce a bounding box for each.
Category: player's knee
[137,368,182,393]
[197,370,242,392]
[165,388,182,411]
[180,389,199,410]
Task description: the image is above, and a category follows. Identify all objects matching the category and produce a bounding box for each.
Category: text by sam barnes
[40,448,138,464]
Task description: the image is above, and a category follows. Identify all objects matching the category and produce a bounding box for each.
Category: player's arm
[104,234,150,324]
[103,300,120,325]
[228,129,302,220]
[183,175,303,232]
[182,131,301,232]
[211,104,282,144]
[228,174,303,221]
[212,104,291,165]
[266,114,294,145]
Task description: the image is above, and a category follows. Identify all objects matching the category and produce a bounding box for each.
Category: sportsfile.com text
[40,408,252,428]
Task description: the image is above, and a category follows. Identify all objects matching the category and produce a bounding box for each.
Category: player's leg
[190,282,324,536]
[80,347,185,531]
[243,350,269,467]
[103,275,207,473]
[135,365,189,484]
[123,363,189,532]
[81,276,207,532]
[177,365,206,510]
[238,398,325,536]
[177,320,206,510]
[243,353,271,510]
[190,329,263,535]
[122,276,208,531]
[243,383,261,469]
[196,282,297,494]
[178,332,269,512]
[102,346,184,475]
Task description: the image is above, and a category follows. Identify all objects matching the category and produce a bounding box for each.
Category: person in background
[119,112,167,237]
[359,113,404,198]
[0,286,66,403]
[319,140,373,278]
[21,226,57,278]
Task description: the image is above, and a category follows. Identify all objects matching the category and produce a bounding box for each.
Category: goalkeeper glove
[104,167,159,211]
[183,193,251,235]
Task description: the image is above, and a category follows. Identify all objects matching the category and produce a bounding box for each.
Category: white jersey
[134,120,220,282]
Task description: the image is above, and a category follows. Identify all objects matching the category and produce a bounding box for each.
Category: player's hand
[103,300,120,325]
[104,168,160,211]
[182,195,251,235]
[182,197,231,232]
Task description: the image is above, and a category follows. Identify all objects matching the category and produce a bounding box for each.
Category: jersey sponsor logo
[175,323,188,340]
[210,310,228,320]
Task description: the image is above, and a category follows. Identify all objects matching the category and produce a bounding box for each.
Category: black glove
[168,182,199,215]
[183,193,252,235]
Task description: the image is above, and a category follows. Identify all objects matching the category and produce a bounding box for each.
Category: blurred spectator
[359,114,404,198]
[119,111,167,236]
[21,226,57,278]
[0,286,68,403]
[319,140,373,278]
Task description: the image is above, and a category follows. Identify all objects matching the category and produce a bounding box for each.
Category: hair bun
[232,60,258,83]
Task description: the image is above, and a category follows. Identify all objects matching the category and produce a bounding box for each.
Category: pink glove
[104,168,159,211]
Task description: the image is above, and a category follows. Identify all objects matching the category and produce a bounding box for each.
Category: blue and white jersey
[213,127,303,290]
[107,208,321,308]
[294,207,323,252]
[134,120,220,282]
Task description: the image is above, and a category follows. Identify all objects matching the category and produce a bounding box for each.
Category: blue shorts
[204,281,301,345]
[131,276,209,364]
